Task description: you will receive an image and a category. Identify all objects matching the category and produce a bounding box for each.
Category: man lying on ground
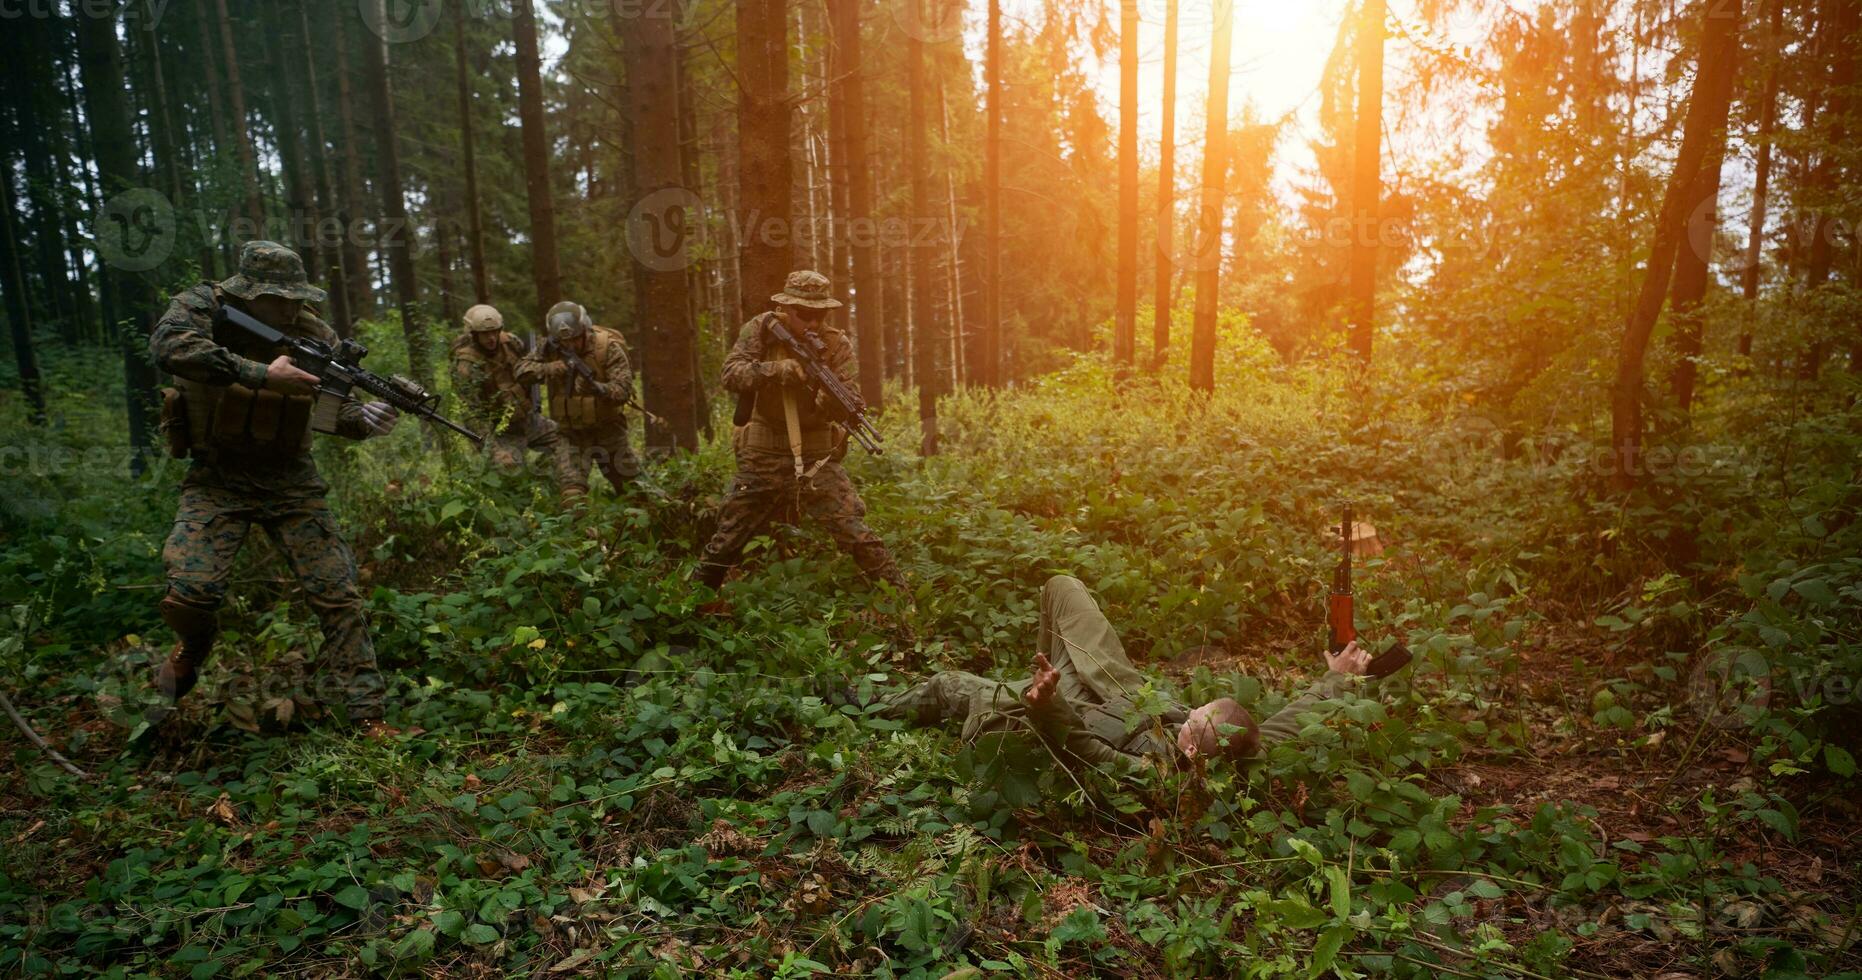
[882,575,1397,775]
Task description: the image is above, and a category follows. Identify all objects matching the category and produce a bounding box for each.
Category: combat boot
[156,596,219,701]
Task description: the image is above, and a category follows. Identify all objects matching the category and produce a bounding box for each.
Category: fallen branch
[0,688,90,780]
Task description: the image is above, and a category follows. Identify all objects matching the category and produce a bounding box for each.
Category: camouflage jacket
[450,332,533,432]
[1018,672,1364,777]
[150,283,374,496]
[721,311,857,456]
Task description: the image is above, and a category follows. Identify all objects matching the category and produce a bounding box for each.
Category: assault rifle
[541,337,664,427]
[762,313,883,455]
[216,305,482,445]
[1328,502,1412,679]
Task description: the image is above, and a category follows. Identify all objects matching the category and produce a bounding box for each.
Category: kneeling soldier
[150,241,400,734]
[450,303,557,471]
[695,270,905,595]
[515,300,640,504]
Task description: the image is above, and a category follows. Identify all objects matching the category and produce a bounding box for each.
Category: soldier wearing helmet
[694,270,905,605]
[147,241,401,737]
[449,303,557,471]
[514,300,640,503]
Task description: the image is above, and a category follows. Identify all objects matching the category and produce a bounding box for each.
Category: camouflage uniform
[514,302,639,502]
[885,576,1362,776]
[149,242,388,722]
[449,305,557,470]
[695,271,904,591]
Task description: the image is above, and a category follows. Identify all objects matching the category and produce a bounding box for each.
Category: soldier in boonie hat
[219,241,327,304]
[770,270,843,311]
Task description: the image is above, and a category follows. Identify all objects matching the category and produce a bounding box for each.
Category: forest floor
[3,345,1860,977]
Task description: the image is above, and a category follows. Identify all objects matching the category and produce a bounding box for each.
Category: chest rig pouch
[547,335,622,432]
[160,288,319,460]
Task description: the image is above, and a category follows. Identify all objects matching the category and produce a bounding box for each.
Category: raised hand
[1024,652,1061,709]
[1325,640,1372,677]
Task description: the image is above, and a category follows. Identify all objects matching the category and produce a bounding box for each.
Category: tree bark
[330,9,374,321]
[982,0,1003,387]
[74,10,160,472]
[907,0,939,454]
[1667,138,1728,413]
[1347,0,1385,364]
[212,0,265,230]
[834,0,883,407]
[452,0,489,306]
[737,0,793,320]
[1153,0,1178,366]
[1,140,46,423]
[359,0,430,385]
[513,0,562,312]
[1737,0,1782,358]
[620,0,700,452]
[1114,0,1139,371]
[937,76,965,389]
[263,11,314,265]
[296,0,349,334]
[1610,0,1742,489]
[1188,0,1235,393]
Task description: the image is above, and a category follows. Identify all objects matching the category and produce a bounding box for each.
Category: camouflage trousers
[161,485,383,720]
[483,414,559,471]
[697,449,904,590]
[554,424,639,499]
[884,577,1123,738]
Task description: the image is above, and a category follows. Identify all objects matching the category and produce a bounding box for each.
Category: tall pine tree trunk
[833,0,883,407]
[737,0,792,319]
[452,1,490,306]
[514,0,562,313]
[982,0,1002,387]
[212,0,264,230]
[1611,0,1742,489]
[331,10,374,321]
[937,76,965,389]
[1737,0,1782,358]
[263,13,314,268]
[1114,0,1139,371]
[75,10,159,472]
[907,0,938,454]
[1188,0,1234,393]
[1347,0,1385,364]
[296,0,350,333]
[1,141,46,423]
[620,0,699,451]
[360,1,429,384]
[1668,138,1728,413]
[1152,0,1178,366]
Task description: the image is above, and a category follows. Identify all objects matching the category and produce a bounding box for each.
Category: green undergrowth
[2,324,1858,977]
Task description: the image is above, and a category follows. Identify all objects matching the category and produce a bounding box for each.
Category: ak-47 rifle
[216,305,482,445]
[542,337,664,427]
[761,313,883,455]
[1328,502,1413,679]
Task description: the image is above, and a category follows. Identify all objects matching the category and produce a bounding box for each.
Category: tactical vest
[163,286,317,460]
[739,313,844,456]
[547,326,624,432]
